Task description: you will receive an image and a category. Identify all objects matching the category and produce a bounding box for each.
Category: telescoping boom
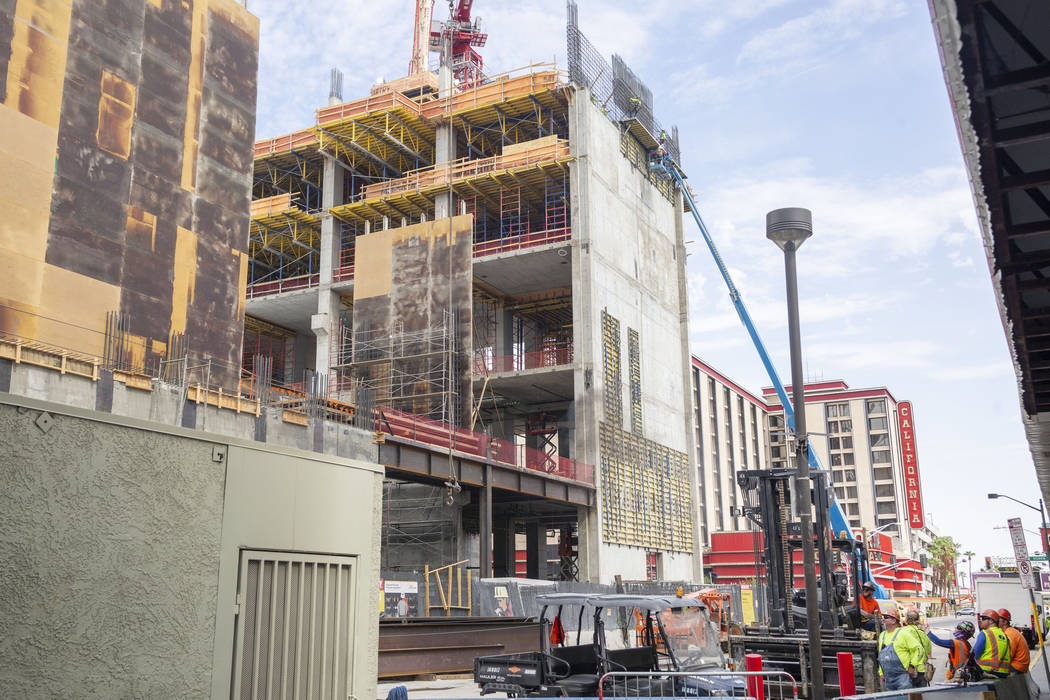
[650,153,884,595]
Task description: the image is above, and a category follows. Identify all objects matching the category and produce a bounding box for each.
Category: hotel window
[877,501,896,515]
[828,421,839,434]
[827,404,838,418]
[835,487,846,499]
[831,453,842,466]
[841,436,853,449]
[867,399,886,415]
[829,437,840,450]
[844,469,856,482]
[868,417,888,431]
[738,397,748,469]
[751,404,760,469]
[872,450,891,464]
[870,433,889,448]
[842,452,854,465]
[876,484,896,498]
[840,419,853,431]
[873,466,893,481]
[838,403,851,417]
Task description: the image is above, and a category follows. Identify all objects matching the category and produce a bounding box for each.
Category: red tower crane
[409,0,487,88]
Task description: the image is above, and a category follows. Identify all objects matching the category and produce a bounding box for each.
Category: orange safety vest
[948,638,970,679]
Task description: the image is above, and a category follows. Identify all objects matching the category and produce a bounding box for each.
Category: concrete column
[525,522,541,579]
[312,155,346,375]
[480,465,493,577]
[567,88,600,582]
[492,517,515,578]
[496,309,515,359]
[673,184,704,582]
[434,63,455,218]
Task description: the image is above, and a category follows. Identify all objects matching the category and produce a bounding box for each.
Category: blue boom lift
[649,150,882,694]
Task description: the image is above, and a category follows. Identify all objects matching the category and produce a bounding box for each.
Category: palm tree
[928,536,961,615]
[962,550,975,594]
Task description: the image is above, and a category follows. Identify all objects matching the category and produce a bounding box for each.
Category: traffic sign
[1008,517,1037,590]
[1031,555,1049,562]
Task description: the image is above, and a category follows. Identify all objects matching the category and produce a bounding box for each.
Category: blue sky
[248,0,1038,564]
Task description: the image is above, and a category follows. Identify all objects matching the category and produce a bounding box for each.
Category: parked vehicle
[976,578,1035,636]
[956,607,977,617]
[473,593,732,697]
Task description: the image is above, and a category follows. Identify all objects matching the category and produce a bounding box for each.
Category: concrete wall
[0,392,382,700]
[0,0,259,388]
[569,89,700,583]
[0,358,376,463]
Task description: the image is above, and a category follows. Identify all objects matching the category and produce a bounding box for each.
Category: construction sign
[1008,517,1037,590]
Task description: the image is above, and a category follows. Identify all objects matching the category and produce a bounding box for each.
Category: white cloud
[930,362,1014,382]
[738,0,908,70]
[806,338,941,370]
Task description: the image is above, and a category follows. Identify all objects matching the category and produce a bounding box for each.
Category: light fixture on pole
[988,493,1050,555]
[767,206,823,700]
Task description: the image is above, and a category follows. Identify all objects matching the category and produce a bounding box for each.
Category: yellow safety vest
[977,627,1011,675]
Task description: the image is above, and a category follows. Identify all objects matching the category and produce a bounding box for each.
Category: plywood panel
[0,101,57,166]
[170,225,198,336]
[353,229,394,300]
[0,253,44,340]
[5,0,72,128]
[38,262,121,357]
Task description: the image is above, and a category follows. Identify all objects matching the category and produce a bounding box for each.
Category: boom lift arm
[650,154,886,597]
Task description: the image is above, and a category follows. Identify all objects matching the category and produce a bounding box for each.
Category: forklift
[729,468,879,697]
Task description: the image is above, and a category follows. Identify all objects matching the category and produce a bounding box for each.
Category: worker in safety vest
[878,609,924,690]
[997,608,1031,673]
[857,580,881,631]
[904,608,932,686]
[972,609,1012,678]
[928,620,975,680]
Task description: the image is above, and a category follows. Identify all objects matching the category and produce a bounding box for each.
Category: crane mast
[408,0,487,87]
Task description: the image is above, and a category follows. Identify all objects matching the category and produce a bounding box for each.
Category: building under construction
[246,2,701,582]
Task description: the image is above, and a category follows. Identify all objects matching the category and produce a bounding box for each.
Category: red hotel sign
[897,401,924,529]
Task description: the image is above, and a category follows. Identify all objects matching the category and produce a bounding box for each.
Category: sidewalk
[1032,646,1050,696]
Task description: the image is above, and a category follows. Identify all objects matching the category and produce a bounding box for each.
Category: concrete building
[690,356,772,548]
[0,0,260,389]
[762,381,925,559]
[690,358,933,593]
[244,4,701,582]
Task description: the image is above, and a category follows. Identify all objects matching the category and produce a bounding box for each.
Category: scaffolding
[337,310,460,424]
[247,193,322,297]
[243,315,296,384]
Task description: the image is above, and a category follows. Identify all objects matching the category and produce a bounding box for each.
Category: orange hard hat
[981,609,1000,621]
[997,608,1011,622]
[882,609,901,622]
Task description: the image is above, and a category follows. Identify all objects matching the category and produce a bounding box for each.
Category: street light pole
[1041,498,1048,556]
[988,492,1050,554]
[768,207,824,700]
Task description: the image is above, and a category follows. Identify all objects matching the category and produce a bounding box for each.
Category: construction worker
[905,607,933,686]
[972,610,1012,678]
[997,608,1031,673]
[857,581,881,632]
[928,621,975,680]
[878,609,924,690]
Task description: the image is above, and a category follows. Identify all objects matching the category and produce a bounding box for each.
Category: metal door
[232,550,357,700]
